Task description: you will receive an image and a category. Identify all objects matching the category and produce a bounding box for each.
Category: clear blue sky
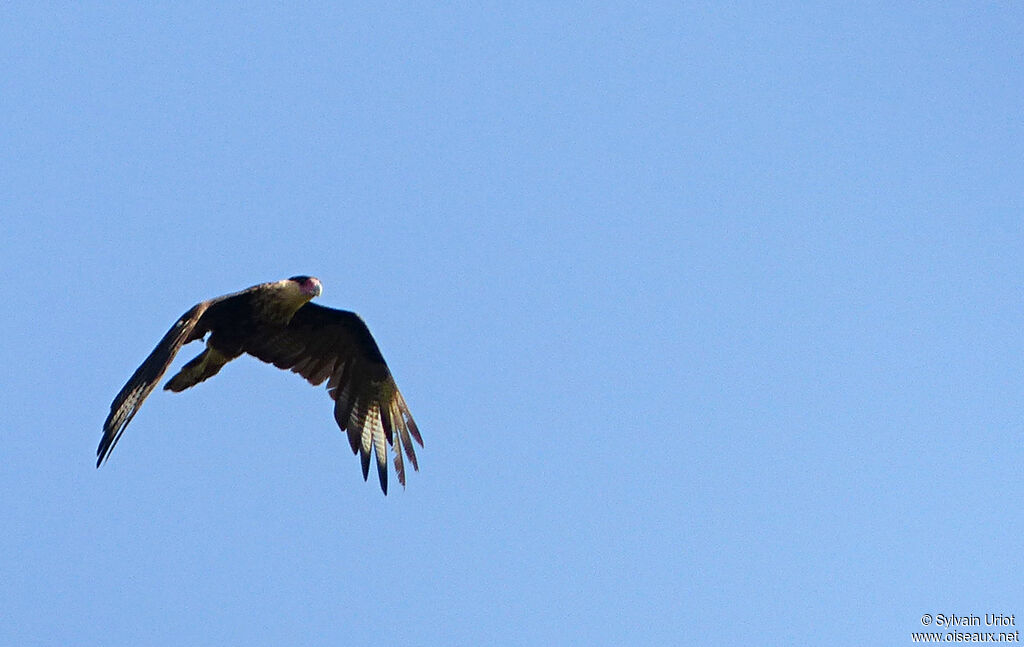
[1,4,1021,645]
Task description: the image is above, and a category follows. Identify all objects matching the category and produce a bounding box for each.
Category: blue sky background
[1,4,1021,645]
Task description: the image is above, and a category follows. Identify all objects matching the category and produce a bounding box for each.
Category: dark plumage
[98,276,422,494]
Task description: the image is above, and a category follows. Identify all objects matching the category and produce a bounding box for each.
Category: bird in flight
[98,276,422,494]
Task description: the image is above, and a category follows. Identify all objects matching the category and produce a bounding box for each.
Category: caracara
[98,276,422,494]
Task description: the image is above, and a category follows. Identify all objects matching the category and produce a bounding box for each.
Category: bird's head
[258,276,323,324]
[288,275,323,298]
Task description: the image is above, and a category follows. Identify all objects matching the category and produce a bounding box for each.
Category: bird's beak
[309,278,323,298]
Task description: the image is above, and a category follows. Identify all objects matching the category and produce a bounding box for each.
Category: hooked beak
[304,277,323,298]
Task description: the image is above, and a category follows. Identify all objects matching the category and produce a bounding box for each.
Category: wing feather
[370,405,388,494]
[97,301,211,466]
[244,303,422,493]
[398,408,419,471]
[304,356,336,385]
[358,403,372,480]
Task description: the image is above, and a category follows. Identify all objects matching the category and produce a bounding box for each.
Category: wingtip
[96,436,111,468]
[407,417,423,447]
[377,460,388,495]
[360,450,371,481]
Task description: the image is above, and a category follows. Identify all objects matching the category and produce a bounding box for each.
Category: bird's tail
[164,346,231,392]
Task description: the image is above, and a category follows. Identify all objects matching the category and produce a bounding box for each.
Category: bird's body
[98,276,422,494]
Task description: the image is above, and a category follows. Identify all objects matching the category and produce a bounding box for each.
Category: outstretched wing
[97,301,211,466]
[243,303,422,494]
